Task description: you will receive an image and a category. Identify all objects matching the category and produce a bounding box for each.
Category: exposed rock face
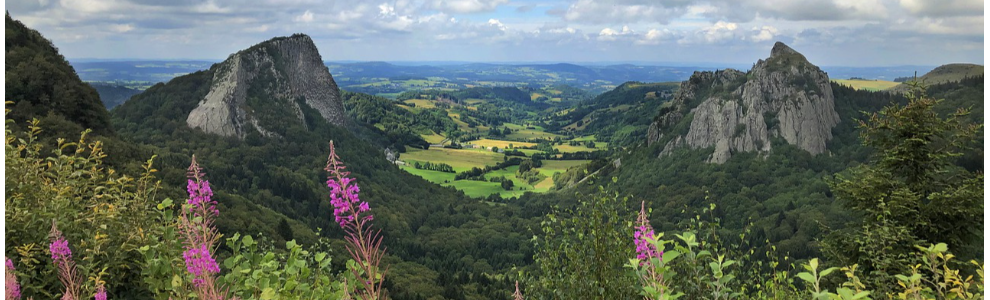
[186,34,346,138]
[647,42,839,163]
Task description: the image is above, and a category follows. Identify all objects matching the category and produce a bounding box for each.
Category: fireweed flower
[5,258,21,300]
[326,151,372,227]
[177,156,227,299]
[634,201,661,264]
[49,222,82,300]
[182,244,220,287]
[94,283,106,300]
[50,236,71,261]
[325,141,387,300]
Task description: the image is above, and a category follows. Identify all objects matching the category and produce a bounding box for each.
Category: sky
[5,0,985,66]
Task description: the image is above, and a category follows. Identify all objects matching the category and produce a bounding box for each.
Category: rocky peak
[186,34,347,138]
[647,41,839,163]
[770,41,800,58]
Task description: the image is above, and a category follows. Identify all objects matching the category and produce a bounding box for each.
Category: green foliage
[5,119,162,298]
[5,13,112,136]
[823,84,984,292]
[219,233,347,299]
[528,185,639,299]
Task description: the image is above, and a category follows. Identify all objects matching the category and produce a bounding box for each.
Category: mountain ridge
[646,41,839,163]
[186,34,347,138]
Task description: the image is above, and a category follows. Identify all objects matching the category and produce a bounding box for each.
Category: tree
[823,84,983,292]
[277,218,294,242]
[500,180,514,191]
[529,185,638,299]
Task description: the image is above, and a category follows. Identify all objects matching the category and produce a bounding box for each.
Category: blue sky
[6,0,984,66]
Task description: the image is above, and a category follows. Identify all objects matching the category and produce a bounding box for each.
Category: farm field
[831,79,899,91]
[503,123,565,140]
[400,147,502,172]
[398,144,592,198]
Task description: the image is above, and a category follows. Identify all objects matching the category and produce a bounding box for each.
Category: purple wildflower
[50,236,72,261]
[325,141,388,300]
[325,142,372,228]
[94,283,106,300]
[634,201,661,264]
[49,222,82,300]
[5,258,21,300]
[176,156,229,300]
[182,244,220,287]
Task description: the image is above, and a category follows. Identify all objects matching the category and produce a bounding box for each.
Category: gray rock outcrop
[647,42,839,163]
[186,34,346,138]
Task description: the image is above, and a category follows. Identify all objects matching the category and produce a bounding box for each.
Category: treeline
[454,157,524,180]
[412,161,455,173]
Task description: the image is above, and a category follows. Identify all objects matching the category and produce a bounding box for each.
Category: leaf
[260,287,276,300]
[796,272,817,284]
[820,267,839,278]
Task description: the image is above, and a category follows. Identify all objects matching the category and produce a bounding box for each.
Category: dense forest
[5,13,112,137]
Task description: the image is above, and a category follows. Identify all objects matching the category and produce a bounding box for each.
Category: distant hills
[889,63,984,93]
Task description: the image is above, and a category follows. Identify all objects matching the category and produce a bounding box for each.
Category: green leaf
[260,287,276,300]
[242,235,255,247]
[820,267,839,278]
[796,272,816,284]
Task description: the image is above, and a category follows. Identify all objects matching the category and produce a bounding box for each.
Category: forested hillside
[5,13,112,136]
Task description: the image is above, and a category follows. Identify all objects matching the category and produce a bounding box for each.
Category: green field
[504,123,565,140]
[467,139,536,149]
[400,147,502,172]
[831,79,900,91]
[403,99,436,109]
[398,144,591,198]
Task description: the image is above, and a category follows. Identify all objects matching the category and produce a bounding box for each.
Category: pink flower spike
[94,283,106,300]
[634,201,660,265]
[5,257,21,300]
[50,236,71,261]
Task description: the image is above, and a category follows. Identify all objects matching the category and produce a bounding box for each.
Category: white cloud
[635,28,676,45]
[109,23,134,33]
[428,0,508,14]
[488,18,508,31]
[700,21,739,43]
[750,25,778,42]
[559,0,690,25]
[899,0,983,17]
[598,25,633,41]
[294,10,314,22]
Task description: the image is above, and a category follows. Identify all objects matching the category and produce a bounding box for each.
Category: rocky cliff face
[647,42,839,163]
[186,34,346,138]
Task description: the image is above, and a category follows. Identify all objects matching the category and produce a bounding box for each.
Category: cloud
[750,26,778,42]
[428,0,509,14]
[899,0,983,17]
[557,0,691,24]
[635,28,678,45]
[598,25,634,41]
[294,10,314,22]
[3,0,982,65]
[700,21,739,43]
